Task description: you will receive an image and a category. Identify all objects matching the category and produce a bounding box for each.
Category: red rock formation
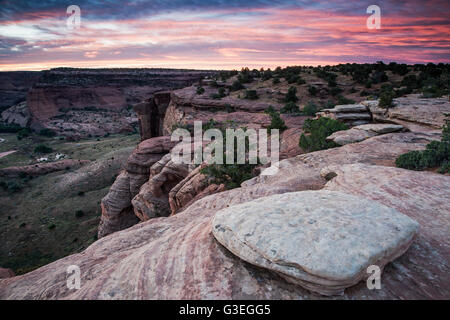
[0,132,448,299]
[98,136,178,238]
[0,268,15,279]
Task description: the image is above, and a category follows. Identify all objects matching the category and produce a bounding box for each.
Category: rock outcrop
[316,104,372,126]
[98,136,178,238]
[212,190,419,296]
[1,131,448,299]
[26,69,215,137]
[0,159,90,178]
[361,94,450,131]
[326,123,404,145]
[1,101,30,127]
[134,92,172,141]
[0,268,15,279]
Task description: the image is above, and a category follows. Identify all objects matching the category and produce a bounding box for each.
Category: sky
[0,0,449,71]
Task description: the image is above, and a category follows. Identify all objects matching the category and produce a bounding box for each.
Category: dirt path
[0,150,17,159]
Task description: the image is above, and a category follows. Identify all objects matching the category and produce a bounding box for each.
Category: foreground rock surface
[213,190,419,296]
[1,132,448,300]
[0,268,15,279]
[327,123,404,145]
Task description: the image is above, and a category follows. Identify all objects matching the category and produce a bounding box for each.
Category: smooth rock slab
[212,190,419,296]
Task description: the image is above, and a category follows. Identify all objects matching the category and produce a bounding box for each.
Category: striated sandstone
[326,123,404,145]
[0,156,448,299]
[212,190,419,296]
[98,136,178,238]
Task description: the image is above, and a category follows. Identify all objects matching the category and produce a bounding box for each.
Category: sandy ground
[0,150,17,158]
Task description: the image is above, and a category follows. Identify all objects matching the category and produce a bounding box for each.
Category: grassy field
[0,132,140,274]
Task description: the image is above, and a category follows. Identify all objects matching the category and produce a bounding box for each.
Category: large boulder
[212,190,419,296]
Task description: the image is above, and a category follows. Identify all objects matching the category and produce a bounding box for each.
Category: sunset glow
[0,0,449,70]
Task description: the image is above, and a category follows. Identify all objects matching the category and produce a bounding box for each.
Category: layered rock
[163,85,279,135]
[1,101,30,127]
[1,131,448,299]
[361,94,450,131]
[326,123,404,145]
[26,69,214,137]
[212,190,419,296]
[132,154,193,221]
[316,104,372,126]
[98,136,178,238]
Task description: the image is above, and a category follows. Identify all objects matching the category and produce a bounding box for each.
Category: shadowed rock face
[98,136,178,238]
[0,268,15,279]
[24,69,215,137]
[1,132,448,300]
[134,92,172,141]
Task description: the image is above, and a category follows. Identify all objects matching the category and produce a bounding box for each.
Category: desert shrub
[272,77,280,84]
[1,180,23,193]
[77,191,85,197]
[225,104,235,113]
[237,70,253,84]
[365,81,372,89]
[337,95,355,105]
[308,86,318,96]
[48,224,56,230]
[267,110,288,133]
[379,90,396,108]
[280,102,300,114]
[39,129,56,137]
[438,161,450,174]
[0,124,22,133]
[299,117,348,152]
[296,77,306,85]
[201,163,256,190]
[200,126,259,190]
[401,75,418,89]
[422,85,447,98]
[360,90,372,97]
[262,70,273,80]
[196,86,205,95]
[34,144,53,154]
[329,87,343,96]
[244,90,258,100]
[75,210,85,218]
[396,118,449,173]
[302,101,319,116]
[17,128,30,140]
[285,86,298,103]
[230,80,245,91]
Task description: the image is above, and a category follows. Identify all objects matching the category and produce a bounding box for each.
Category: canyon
[0,66,449,299]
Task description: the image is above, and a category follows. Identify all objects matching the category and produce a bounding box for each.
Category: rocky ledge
[1,129,448,299]
[213,190,419,296]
